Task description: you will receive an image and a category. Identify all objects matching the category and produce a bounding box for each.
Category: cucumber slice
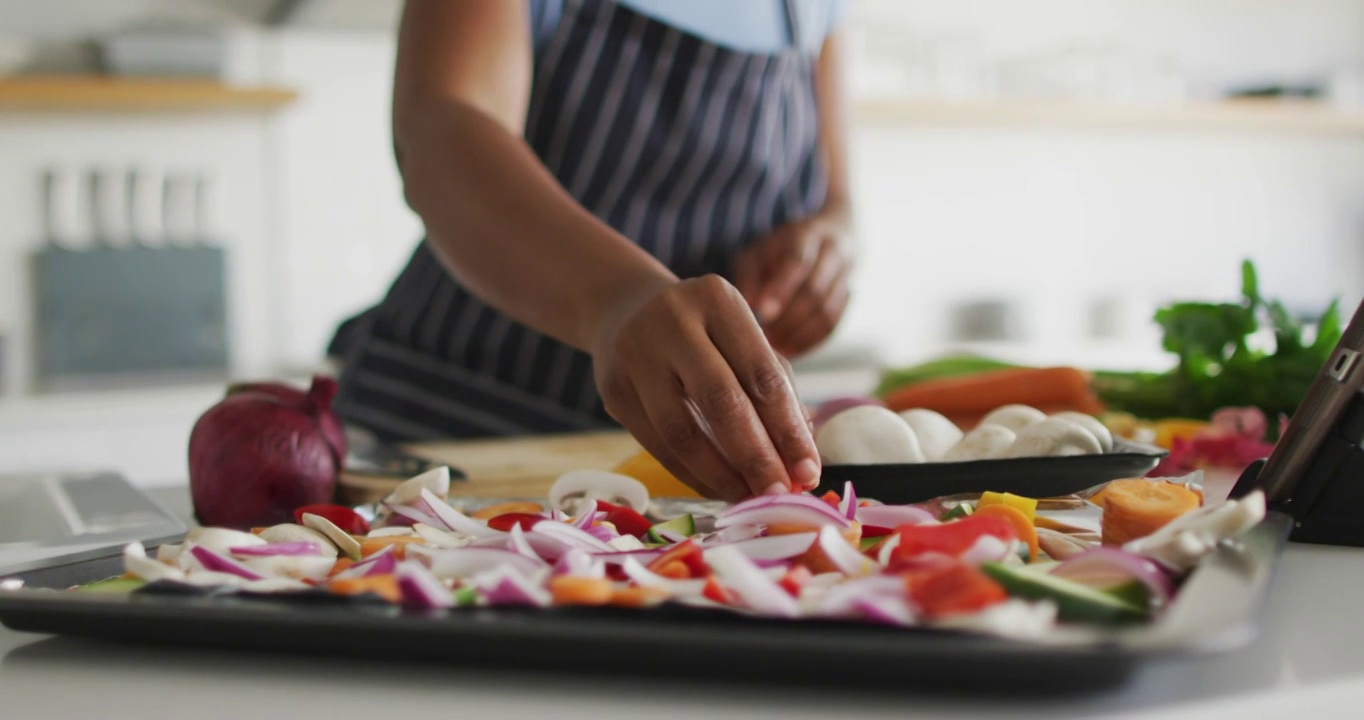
[646,514,696,543]
[940,503,974,521]
[859,536,884,552]
[980,562,1148,625]
[77,577,146,594]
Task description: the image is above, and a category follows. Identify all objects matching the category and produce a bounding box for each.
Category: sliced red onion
[335,546,398,580]
[621,558,706,595]
[396,560,455,610]
[851,595,917,626]
[239,555,336,582]
[531,520,616,553]
[703,545,799,618]
[552,549,605,579]
[571,510,602,531]
[838,482,858,521]
[607,534,647,551]
[594,549,666,566]
[239,577,311,594]
[409,545,547,580]
[818,525,877,576]
[123,542,186,583]
[654,529,689,545]
[508,524,540,560]
[723,532,816,561]
[959,535,1016,566]
[585,524,619,543]
[818,575,907,618]
[550,509,569,522]
[229,542,321,557]
[421,488,504,538]
[412,523,471,549]
[181,571,251,588]
[856,505,936,529]
[189,545,266,581]
[876,534,902,566]
[717,494,851,529]
[751,558,794,571]
[476,567,551,607]
[384,502,443,529]
[1050,547,1174,605]
[185,527,266,553]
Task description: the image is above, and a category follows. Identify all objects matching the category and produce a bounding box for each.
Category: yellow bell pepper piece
[977,491,1037,523]
[1152,419,1210,450]
[612,451,702,498]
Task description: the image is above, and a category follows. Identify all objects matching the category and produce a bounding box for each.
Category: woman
[331,0,855,502]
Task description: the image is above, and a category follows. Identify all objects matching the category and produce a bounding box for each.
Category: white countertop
[3,488,1363,720]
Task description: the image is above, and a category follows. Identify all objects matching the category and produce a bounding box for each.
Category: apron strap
[783,0,803,52]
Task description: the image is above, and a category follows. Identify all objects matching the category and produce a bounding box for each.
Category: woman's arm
[391,0,821,499]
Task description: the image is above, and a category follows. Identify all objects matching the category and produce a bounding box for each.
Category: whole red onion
[189,376,346,529]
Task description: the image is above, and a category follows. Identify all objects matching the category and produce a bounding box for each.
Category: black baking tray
[816,439,1168,503]
[0,513,1290,694]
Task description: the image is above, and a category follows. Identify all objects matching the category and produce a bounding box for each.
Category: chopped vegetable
[645,514,696,544]
[902,563,1008,619]
[816,405,925,465]
[358,535,425,560]
[980,562,1147,625]
[548,576,614,606]
[485,513,546,532]
[977,492,1038,522]
[890,514,1017,566]
[471,502,544,521]
[293,504,370,535]
[595,500,652,538]
[882,366,1102,418]
[875,354,1020,399]
[1099,479,1202,546]
[646,540,708,579]
[612,450,702,499]
[329,574,401,603]
[973,504,1040,563]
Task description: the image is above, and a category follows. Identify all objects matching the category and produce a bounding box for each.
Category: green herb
[1093,260,1342,434]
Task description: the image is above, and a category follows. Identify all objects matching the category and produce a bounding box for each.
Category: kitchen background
[0,0,1360,487]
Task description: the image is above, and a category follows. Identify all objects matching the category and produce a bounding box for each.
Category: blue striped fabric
[333,0,829,441]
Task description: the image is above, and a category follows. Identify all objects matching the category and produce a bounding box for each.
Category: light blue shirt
[529,0,850,54]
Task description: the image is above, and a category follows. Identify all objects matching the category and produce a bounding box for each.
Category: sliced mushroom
[366,526,416,538]
[1002,417,1103,458]
[816,405,925,465]
[185,527,265,554]
[548,470,650,514]
[301,513,363,560]
[383,466,452,506]
[257,524,339,558]
[1051,412,1114,453]
[897,409,964,462]
[1035,527,1096,561]
[941,424,1017,462]
[412,522,472,548]
[979,404,1048,433]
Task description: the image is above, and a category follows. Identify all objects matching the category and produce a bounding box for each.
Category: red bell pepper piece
[646,539,708,578]
[294,504,370,535]
[902,563,1008,619]
[890,514,1016,565]
[702,576,737,605]
[819,491,842,509]
[595,500,653,538]
[778,565,813,598]
[860,525,894,539]
[486,513,545,532]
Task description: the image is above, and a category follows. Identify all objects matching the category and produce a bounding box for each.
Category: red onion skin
[189,378,341,529]
[225,376,347,465]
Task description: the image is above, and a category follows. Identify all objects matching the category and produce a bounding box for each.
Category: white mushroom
[257,524,339,558]
[816,405,925,465]
[941,424,1017,462]
[979,404,1048,433]
[383,466,452,506]
[548,470,650,515]
[1001,417,1103,458]
[301,513,363,560]
[185,527,265,554]
[1051,412,1114,453]
[898,409,964,462]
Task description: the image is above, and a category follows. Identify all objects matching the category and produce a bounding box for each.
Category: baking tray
[0,511,1290,693]
[816,438,1168,504]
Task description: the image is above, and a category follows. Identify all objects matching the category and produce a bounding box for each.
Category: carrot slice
[973,504,1039,563]
[548,576,614,606]
[329,574,401,603]
[328,557,355,577]
[608,586,669,608]
[1099,478,1201,546]
[359,536,426,560]
[471,502,545,520]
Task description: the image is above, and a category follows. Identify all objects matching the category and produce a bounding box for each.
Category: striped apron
[331,0,829,442]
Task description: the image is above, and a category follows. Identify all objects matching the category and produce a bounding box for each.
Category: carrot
[359,536,426,560]
[653,561,690,579]
[548,576,614,606]
[608,586,669,608]
[882,366,1102,416]
[471,502,545,520]
[1099,479,1201,546]
[329,574,401,603]
[328,557,356,577]
[973,504,1039,563]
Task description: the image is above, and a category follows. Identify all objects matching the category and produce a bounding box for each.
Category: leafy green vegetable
[1094,260,1342,435]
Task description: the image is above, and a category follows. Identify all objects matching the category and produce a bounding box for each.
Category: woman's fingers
[600,377,727,499]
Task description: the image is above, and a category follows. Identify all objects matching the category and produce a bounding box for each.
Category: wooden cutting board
[337,430,642,505]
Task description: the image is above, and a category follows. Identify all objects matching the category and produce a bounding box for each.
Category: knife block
[32,245,228,390]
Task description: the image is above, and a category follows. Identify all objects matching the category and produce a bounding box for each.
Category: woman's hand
[590,275,822,501]
[734,203,854,359]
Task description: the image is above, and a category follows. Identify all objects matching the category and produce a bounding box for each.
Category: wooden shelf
[0,76,299,114]
[855,97,1364,136]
